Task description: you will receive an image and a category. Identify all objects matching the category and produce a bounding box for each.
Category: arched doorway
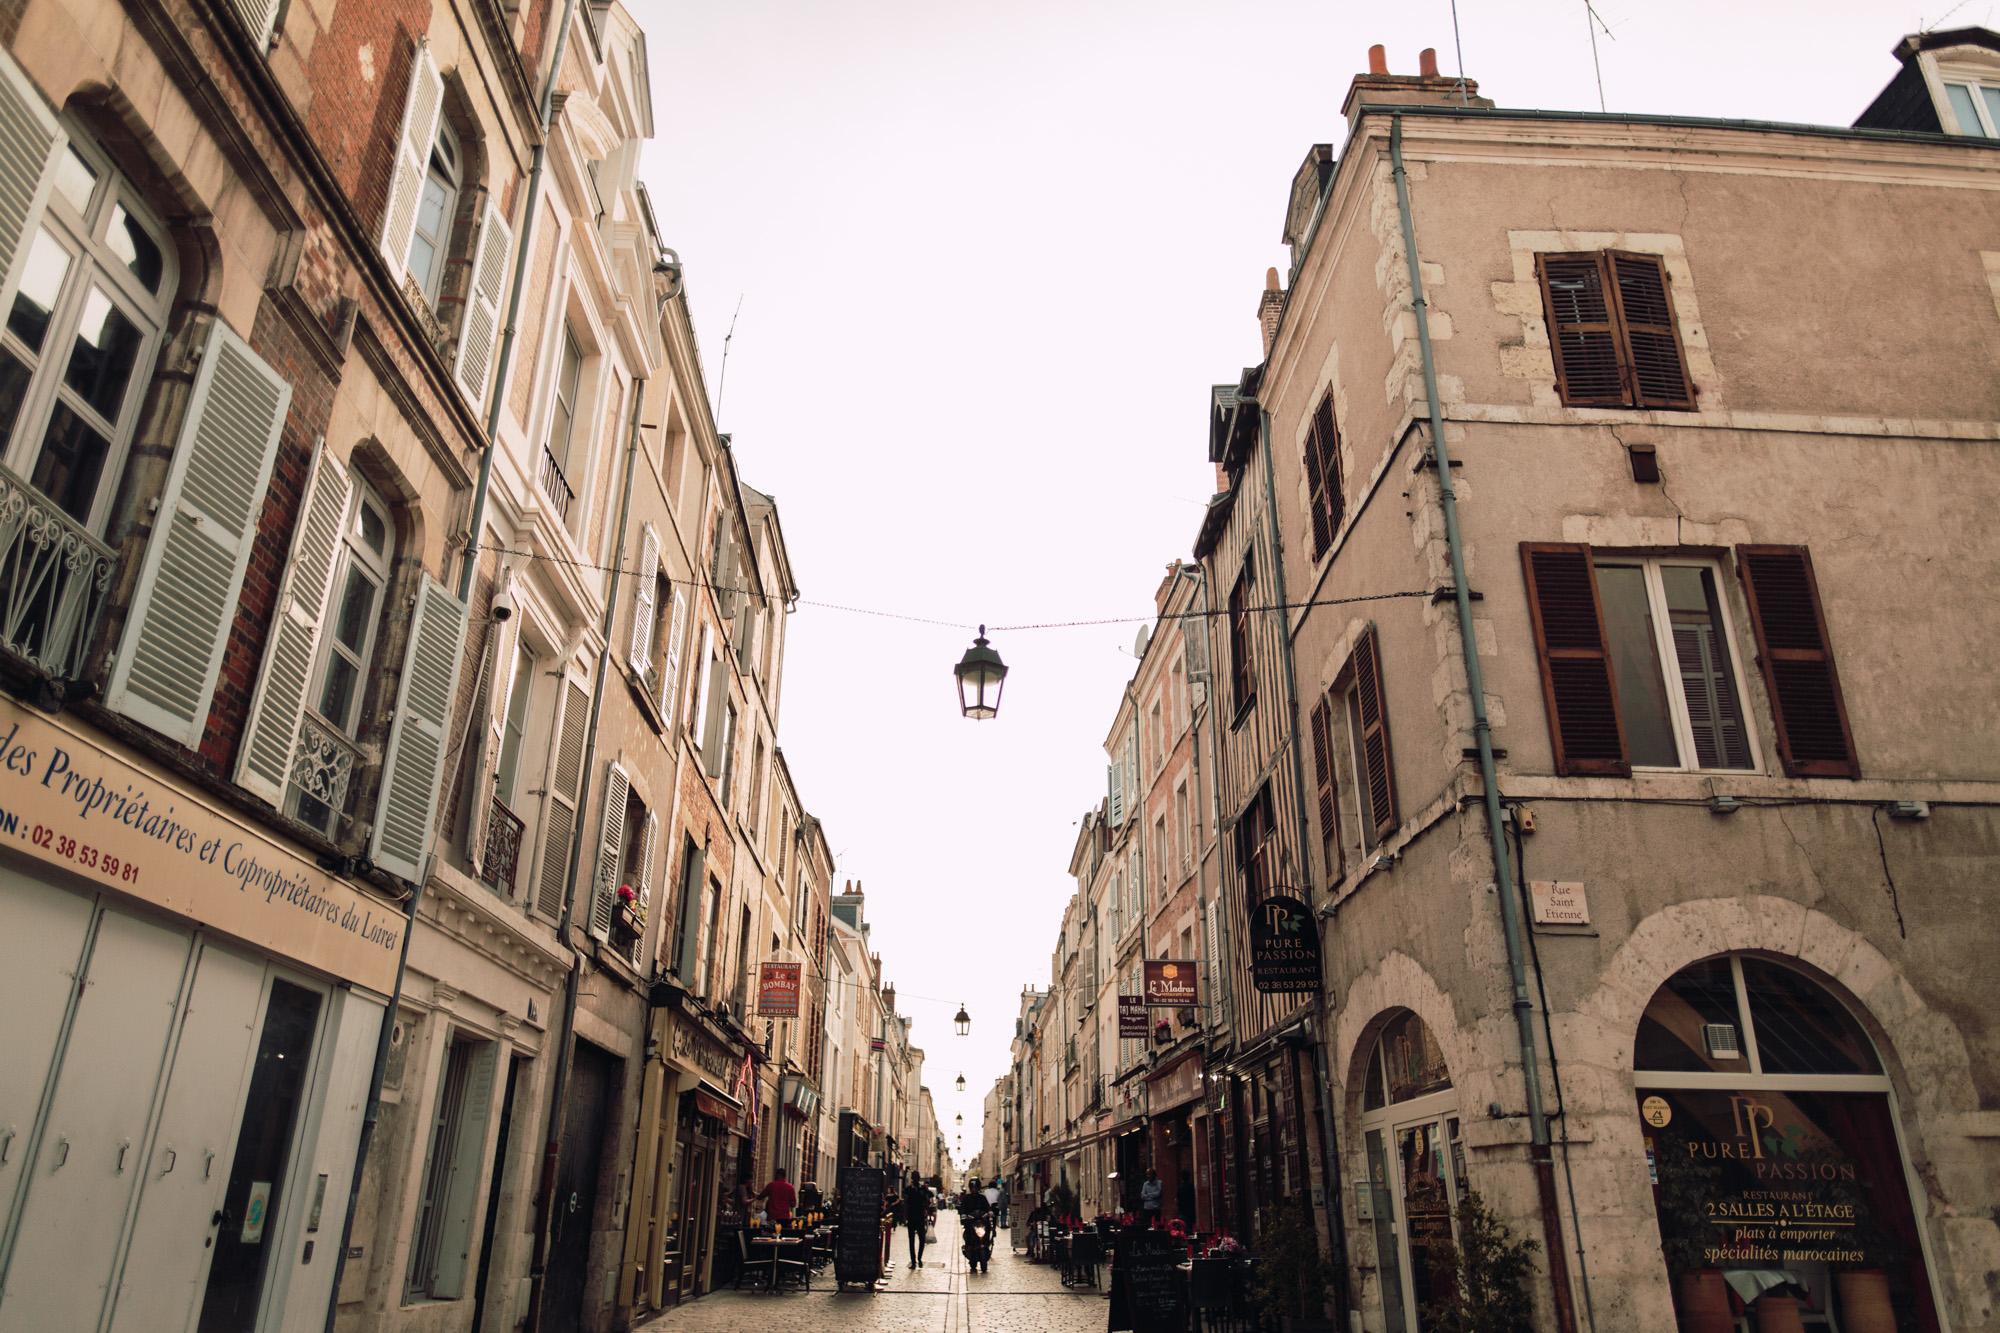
[1636,954,1940,1332]
[1357,1010,1462,1333]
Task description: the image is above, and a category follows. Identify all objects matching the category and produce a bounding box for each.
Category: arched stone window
[1357,1010,1461,1332]
[1636,955,1940,1332]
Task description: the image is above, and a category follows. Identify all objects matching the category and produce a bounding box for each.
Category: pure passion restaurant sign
[0,697,405,992]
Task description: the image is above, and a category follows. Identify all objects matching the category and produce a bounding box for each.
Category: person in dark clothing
[902,1178,932,1267]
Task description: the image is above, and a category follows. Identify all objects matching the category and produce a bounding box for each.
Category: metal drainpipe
[522,365,649,1332]
[1388,113,1584,1333]
[1253,403,1353,1320]
[320,4,582,1326]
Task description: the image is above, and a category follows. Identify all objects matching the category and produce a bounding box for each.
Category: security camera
[490,585,516,623]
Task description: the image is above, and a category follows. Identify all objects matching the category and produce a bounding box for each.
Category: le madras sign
[0,697,405,992]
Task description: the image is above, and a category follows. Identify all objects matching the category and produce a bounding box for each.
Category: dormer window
[1942,78,2000,135]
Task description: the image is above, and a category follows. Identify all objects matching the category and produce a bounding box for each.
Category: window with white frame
[293,479,394,835]
[1942,77,2000,136]
[493,636,536,807]
[1153,816,1168,903]
[1594,557,1756,772]
[1174,781,1192,869]
[405,118,460,305]
[0,131,173,530]
[538,327,583,526]
[1149,698,1163,774]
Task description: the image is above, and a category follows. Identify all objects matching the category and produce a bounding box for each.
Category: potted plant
[614,883,643,939]
[1416,1190,1539,1333]
[1253,1201,1334,1333]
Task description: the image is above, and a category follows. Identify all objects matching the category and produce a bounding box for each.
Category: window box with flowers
[613,882,645,943]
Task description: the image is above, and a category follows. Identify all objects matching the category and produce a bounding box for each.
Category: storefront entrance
[0,871,380,1333]
[1637,954,1941,1332]
[1357,1010,1461,1333]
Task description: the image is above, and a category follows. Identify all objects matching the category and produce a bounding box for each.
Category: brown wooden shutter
[1351,626,1399,840]
[1537,253,1626,407]
[1520,543,1631,776]
[1304,396,1343,560]
[1308,695,1341,884]
[1735,546,1858,778]
[1607,251,1695,409]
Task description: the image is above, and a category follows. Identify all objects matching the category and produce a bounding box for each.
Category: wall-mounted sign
[1530,880,1589,927]
[758,961,802,1016]
[0,698,404,991]
[1144,959,1198,1007]
[1248,894,1321,994]
[1118,995,1148,1039]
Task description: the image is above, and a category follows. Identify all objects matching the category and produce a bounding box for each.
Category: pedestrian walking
[996,1176,1011,1226]
[1139,1166,1163,1227]
[902,1176,932,1267]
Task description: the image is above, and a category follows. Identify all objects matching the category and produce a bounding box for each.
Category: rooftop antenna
[1583,0,1615,112]
[715,292,744,422]
[1449,0,1470,105]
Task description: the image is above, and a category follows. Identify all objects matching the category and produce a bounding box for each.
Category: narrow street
[635,1216,1107,1333]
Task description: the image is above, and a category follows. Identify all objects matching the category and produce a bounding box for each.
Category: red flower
[618,883,637,903]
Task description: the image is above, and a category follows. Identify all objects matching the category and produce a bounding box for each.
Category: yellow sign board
[0,697,405,992]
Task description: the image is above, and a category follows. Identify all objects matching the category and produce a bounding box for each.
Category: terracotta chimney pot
[1368,43,1387,75]
[1419,47,1439,78]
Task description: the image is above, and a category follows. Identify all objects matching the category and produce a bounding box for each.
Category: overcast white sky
[632,0,1953,1169]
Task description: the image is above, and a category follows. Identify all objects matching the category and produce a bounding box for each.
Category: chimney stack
[1257,268,1284,354]
[1342,41,1493,134]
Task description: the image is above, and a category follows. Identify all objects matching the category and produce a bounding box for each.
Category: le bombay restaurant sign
[1144,958,1198,1007]
[1248,893,1322,994]
[758,961,802,1017]
[1118,994,1148,1039]
[0,697,405,991]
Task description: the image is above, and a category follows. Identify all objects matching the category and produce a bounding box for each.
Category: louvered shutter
[672,839,706,979]
[631,810,658,965]
[1351,626,1399,841]
[1304,396,1343,559]
[1308,695,1340,886]
[1537,253,1626,407]
[0,51,64,322]
[659,585,686,715]
[1672,621,1751,770]
[453,199,513,408]
[628,524,659,676]
[1183,610,1210,678]
[369,576,469,881]
[1107,760,1124,825]
[1607,252,1694,410]
[687,621,711,739]
[1736,546,1857,778]
[235,439,351,804]
[1520,544,1629,775]
[590,761,630,940]
[535,678,590,919]
[1202,899,1221,1028]
[221,0,281,47]
[108,323,289,746]
[462,614,518,864]
[379,41,443,282]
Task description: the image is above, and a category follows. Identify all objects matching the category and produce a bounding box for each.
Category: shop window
[1356,1011,1462,1331]
[1,131,173,532]
[1636,955,1938,1333]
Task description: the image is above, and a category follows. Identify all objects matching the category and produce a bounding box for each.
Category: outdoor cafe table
[745,1234,810,1290]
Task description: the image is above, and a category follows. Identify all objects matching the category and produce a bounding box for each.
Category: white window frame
[0,127,175,534]
[1595,555,1763,776]
[405,117,460,305]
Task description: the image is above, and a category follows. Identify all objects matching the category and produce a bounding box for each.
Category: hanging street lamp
[954,626,1008,719]
[954,1003,971,1037]
[956,1072,966,1092]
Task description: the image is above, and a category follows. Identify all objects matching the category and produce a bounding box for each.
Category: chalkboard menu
[835,1166,886,1286]
[1108,1227,1187,1333]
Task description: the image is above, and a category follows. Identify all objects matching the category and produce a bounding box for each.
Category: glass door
[195,978,324,1333]
[1393,1116,1466,1326]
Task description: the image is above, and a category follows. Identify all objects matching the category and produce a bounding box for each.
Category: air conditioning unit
[1702,1023,1742,1060]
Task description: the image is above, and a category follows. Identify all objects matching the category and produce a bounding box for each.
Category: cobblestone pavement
[634,1212,1109,1333]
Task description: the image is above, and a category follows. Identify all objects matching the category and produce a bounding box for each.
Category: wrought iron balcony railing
[482,795,525,894]
[538,445,574,525]
[290,710,360,838]
[0,464,116,679]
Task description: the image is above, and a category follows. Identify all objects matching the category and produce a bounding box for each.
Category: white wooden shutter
[453,198,512,408]
[700,652,725,771]
[628,524,659,677]
[234,439,351,804]
[0,50,64,322]
[1107,762,1124,825]
[687,622,711,741]
[1183,615,1210,679]
[222,0,282,47]
[461,614,518,863]
[631,809,657,965]
[535,678,589,920]
[672,838,706,980]
[1202,900,1220,1027]
[659,587,686,717]
[369,576,469,881]
[108,323,289,746]
[590,761,630,940]
[379,41,443,282]
[431,1039,498,1298]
